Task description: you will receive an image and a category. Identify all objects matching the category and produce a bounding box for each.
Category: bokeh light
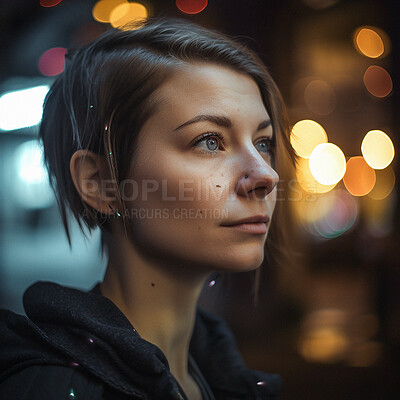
[110,2,148,29]
[300,327,349,363]
[354,27,385,58]
[38,47,67,76]
[290,120,328,158]
[311,189,358,239]
[363,192,396,238]
[368,166,395,200]
[40,0,63,7]
[176,0,208,14]
[354,26,391,58]
[304,80,336,115]
[295,157,336,194]
[92,0,127,23]
[363,66,392,98]
[343,157,376,197]
[0,85,50,131]
[14,140,54,209]
[348,341,383,367]
[299,309,350,363]
[309,143,346,185]
[361,130,395,169]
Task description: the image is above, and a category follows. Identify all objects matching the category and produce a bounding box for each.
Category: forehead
[149,62,270,126]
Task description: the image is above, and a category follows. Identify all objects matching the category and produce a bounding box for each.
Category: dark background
[0,0,399,398]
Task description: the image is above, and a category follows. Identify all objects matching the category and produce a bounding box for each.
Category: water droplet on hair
[208,280,216,287]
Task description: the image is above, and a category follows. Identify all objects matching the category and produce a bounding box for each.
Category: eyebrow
[173,114,272,133]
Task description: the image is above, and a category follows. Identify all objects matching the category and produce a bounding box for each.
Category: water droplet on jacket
[208,280,216,287]
[257,380,266,386]
[88,337,94,344]
[70,361,79,367]
[69,388,75,398]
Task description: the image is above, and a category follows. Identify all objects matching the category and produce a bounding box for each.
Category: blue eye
[256,137,275,155]
[193,132,223,156]
[192,133,276,157]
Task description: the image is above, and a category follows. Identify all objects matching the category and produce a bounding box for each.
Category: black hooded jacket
[0,281,282,399]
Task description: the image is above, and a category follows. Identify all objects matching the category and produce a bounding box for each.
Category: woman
[0,17,296,399]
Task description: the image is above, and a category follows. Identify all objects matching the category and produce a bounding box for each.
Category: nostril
[248,186,268,199]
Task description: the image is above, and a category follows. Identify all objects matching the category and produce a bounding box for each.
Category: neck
[99,228,212,384]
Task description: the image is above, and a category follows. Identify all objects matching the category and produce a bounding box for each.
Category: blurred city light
[92,0,127,23]
[363,192,396,237]
[361,129,395,169]
[40,0,63,7]
[0,85,50,131]
[38,47,67,77]
[354,27,385,58]
[368,166,395,200]
[309,143,346,185]
[176,0,208,14]
[343,156,376,196]
[14,140,54,209]
[363,65,393,98]
[295,157,336,194]
[290,119,328,158]
[110,2,148,29]
[354,26,391,59]
[304,80,336,115]
[298,309,350,363]
[311,189,358,239]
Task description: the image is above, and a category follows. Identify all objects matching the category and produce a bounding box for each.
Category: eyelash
[192,131,276,157]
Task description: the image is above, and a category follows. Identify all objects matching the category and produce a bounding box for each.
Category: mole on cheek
[151,282,155,287]
[216,185,221,187]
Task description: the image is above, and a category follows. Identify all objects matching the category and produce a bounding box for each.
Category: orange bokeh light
[92,0,127,23]
[354,28,384,58]
[343,156,376,196]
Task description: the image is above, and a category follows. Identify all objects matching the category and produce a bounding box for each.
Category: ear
[70,150,116,215]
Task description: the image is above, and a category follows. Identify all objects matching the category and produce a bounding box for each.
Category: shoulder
[0,364,104,400]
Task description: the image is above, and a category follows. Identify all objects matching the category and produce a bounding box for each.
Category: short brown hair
[39,16,298,304]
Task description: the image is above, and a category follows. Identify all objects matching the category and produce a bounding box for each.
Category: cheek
[130,149,227,211]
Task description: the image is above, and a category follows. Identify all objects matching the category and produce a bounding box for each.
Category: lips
[221,214,270,226]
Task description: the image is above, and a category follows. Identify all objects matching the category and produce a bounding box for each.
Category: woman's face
[122,62,279,273]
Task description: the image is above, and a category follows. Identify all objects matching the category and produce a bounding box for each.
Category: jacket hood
[0,281,281,399]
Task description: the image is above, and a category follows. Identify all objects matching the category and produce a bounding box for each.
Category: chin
[218,250,265,273]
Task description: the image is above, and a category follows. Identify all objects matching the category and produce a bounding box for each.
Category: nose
[235,151,279,199]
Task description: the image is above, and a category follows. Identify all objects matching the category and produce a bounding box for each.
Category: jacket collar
[3,281,281,399]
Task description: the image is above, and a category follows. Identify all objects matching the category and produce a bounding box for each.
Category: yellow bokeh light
[354,27,384,58]
[92,0,127,23]
[343,156,376,197]
[295,157,336,194]
[309,143,346,185]
[368,166,395,200]
[361,130,395,169]
[299,327,349,363]
[290,119,328,158]
[110,2,148,29]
